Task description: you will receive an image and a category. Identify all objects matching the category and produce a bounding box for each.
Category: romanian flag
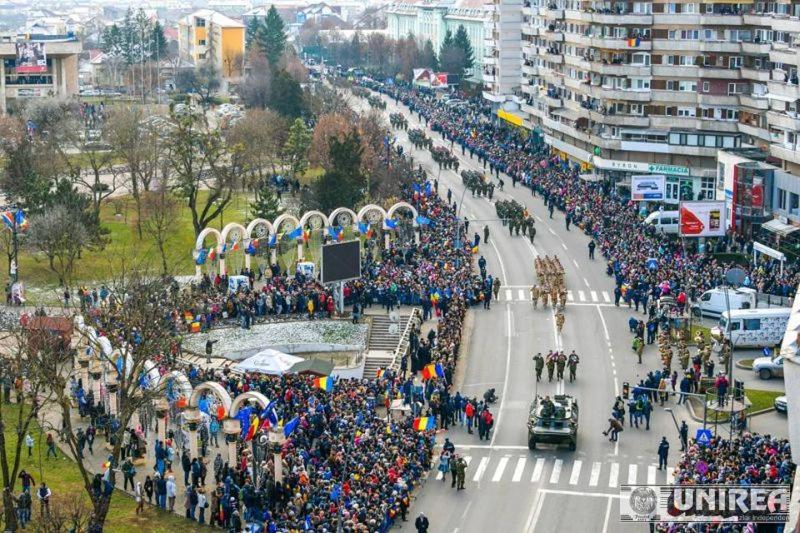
[413,417,436,431]
[231,241,239,252]
[314,376,334,392]
[244,415,259,441]
[421,363,445,380]
[208,247,217,260]
[376,368,385,379]
[216,405,226,421]
[303,229,311,243]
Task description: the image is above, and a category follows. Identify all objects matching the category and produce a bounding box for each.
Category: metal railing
[390,307,421,371]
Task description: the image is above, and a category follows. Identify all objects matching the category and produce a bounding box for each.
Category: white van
[644,211,679,234]
[692,287,757,318]
[711,308,791,348]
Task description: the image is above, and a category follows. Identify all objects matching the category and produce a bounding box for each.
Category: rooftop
[179,8,245,28]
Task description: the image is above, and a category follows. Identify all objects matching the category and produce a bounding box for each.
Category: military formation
[408,128,433,150]
[367,94,387,110]
[351,86,370,99]
[389,112,408,130]
[431,146,459,171]
[532,255,567,320]
[495,199,537,246]
[461,170,494,199]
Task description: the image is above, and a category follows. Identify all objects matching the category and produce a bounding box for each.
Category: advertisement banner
[15,42,47,73]
[679,201,726,237]
[631,175,666,201]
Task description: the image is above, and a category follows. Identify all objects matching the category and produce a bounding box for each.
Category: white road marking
[628,464,638,485]
[648,465,658,486]
[464,456,473,466]
[608,463,619,488]
[526,491,546,533]
[583,277,590,287]
[569,460,582,485]
[578,290,586,302]
[490,305,513,447]
[518,289,525,300]
[492,457,509,482]
[602,496,613,533]
[512,457,526,482]
[531,458,545,482]
[561,243,568,250]
[589,462,601,487]
[590,290,598,302]
[505,289,512,301]
[535,215,543,222]
[539,489,623,498]
[473,457,490,482]
[549,459,563,484]
[567,290,573,301]
[548,228,556,235]
[602,291,611,303]
[596,306,611,341]
[572,259,579,268]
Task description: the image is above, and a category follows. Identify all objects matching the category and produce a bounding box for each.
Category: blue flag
[416,216,431,226]
[268,233,277,247]
[237,406,253,439]
[283,416,300,438]
[287,227,303,240]
[304,516,312,530]
[412,183,421,193]
[424,181,433,196]
[195,249,208,265]
[384,218,398,229]
[358,222,369,234]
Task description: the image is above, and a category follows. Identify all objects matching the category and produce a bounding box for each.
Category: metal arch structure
[387,201,421,244]
[220,222,248,276]
[328,207,359,229]
[194,227,223,278]
[273,213,301,233]
[245,218,277,271]
[189,381,233,415]
[299,210,330,230]
[357,204,389,227]
[228,391,270,417]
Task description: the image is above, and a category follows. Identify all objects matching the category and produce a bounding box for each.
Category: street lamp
[663,407,680,435]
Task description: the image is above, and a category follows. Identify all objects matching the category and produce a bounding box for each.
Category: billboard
[679,201,726,237]
[630,174,666,201]
[321,240,361,285]
[16,42,47,73]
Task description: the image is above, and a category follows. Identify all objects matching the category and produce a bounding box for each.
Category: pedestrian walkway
[431,454,674,489]
[498,286,614,305]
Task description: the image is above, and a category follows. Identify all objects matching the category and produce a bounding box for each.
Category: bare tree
[60,131,119,221]
[225,109,288,186]
[141,188,179,275]
[26,493,92,533]
[25,205,90,286]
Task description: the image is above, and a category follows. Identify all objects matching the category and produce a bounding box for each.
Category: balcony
[522,64,539,76]
[522,25,540,36]
[739,94,769,110]
[771,16,800,34]
[543,50,565,64]
[699,14,743,25]
[697,93,739,105]
[484,56,497,66]
[484,38,496,49]
[737,122,771,142]
[543,7,565,19]
[652,40,740,53]
[767,110,800,131]
[653,13,699,25]
[589,37,652,51]
[588,85,651,101]
[588,61,652,76]
[652,65,698,77]
[591,110,650,127]
[592,12,653,24]
[564,33,590,46]
[563,9,591,21]
[543,93,564,107]
[743,13,773,26]
[651,90,698,104]
[483,73,497,83]
[564,77,585,91]
[700,41,743,53]
[771,143,800,166]
[768,80,800,100]
[544,30,565,42]
[741,41,772,54]
[769,47,799,66]
[698,67,742,80]
[741,67,771,82]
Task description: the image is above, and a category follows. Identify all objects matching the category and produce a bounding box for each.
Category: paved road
[349,91,708,533]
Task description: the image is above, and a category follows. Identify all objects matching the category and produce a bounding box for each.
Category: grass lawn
[689,324,712,345]
[693,389,783,422]
[0,404,200,532]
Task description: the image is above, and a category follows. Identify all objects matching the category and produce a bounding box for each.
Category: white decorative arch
[189,381,233,414]
[274,213,301,233]
[157,370,193,401]
[221,222,248,246]
[195,227,222,253]
[328,207,359,228]
[387,201,419,226]
[246,218,275,241]
[299,210,330,229]
[357,204,388,224]
[229,391,270,417]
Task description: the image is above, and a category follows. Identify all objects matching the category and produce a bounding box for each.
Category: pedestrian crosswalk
[433,455,673,489]
[501,287,613,304]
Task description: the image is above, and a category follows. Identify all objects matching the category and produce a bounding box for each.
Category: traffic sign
[695,429,712,446]
[646,258,658,271]
[763,347,772,357]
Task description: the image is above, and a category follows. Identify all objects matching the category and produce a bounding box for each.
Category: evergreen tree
[269,69,304,118]
[250,180,284,221]
[246,17,261,49]
[258,6,287,65]
[439,28,467,78]
[421,39,438,70]
[453,25,475,73]
[312,131,364,211]
[150,20,168,60]
[283,118,312,177]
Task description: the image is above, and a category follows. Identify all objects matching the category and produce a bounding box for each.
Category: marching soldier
[556,311,565,334]
[530,285,540,309]
[556,351,567,380]
[546,352,556,382]
[568,351,580,383]
[493,278,502,301]
[529,225,536,245]
[533,352,544,382]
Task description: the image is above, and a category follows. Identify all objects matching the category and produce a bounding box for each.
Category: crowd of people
[370,81,799,302]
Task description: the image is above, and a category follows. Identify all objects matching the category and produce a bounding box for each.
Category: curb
[734,361,753,370]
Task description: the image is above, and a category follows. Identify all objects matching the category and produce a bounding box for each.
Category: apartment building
[512,0,800,204]
[483,0,523,102]
[178,9,245,82]
[0,34,81,114]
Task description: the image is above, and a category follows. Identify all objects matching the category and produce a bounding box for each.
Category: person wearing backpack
[36,482,51,516]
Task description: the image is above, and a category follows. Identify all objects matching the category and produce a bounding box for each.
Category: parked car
[774,395,787,413]
[692,287,758,318]
[752,354,784,380]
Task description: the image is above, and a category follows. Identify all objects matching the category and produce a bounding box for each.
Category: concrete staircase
[363,312,413,378]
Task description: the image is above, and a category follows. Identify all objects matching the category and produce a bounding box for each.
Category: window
[728,83,741,94]
[633,2,652,13]
[632,53,650,65]
[703,81,710,92]
[729,321,741,331]
[779,189,787,210]
[705,3,713,13]
[743,318,761,331]
[666,3,677,13]
[666,182,679,200]
[729,56,742,68]
[196,17,206,27]
[677,107,696,117]
[198,39,206,45]
[704,29,716,41]
[679,55,694,66]
[630,104,644,115]
[632,77,650,90]
[701,176,715,199]
[679,81,697,92]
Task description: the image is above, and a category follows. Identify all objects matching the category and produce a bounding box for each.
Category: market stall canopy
[233,349,304,375]
[288,359,334,376]
[762,218,799,238]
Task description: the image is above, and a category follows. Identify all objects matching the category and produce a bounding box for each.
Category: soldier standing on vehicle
[533,353,544,382]
[568,351,579,383]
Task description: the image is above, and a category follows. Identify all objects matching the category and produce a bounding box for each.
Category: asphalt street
[348,90,727,533]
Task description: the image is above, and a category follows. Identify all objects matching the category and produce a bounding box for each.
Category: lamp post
[722,267,746,445]
[663,407,681,435]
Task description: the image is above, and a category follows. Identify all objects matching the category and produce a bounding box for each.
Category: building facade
[485,0,800,201]
[0,34,81,114]
[387,0,489,83]
[178,9,245,82]
[482,0,522,103]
